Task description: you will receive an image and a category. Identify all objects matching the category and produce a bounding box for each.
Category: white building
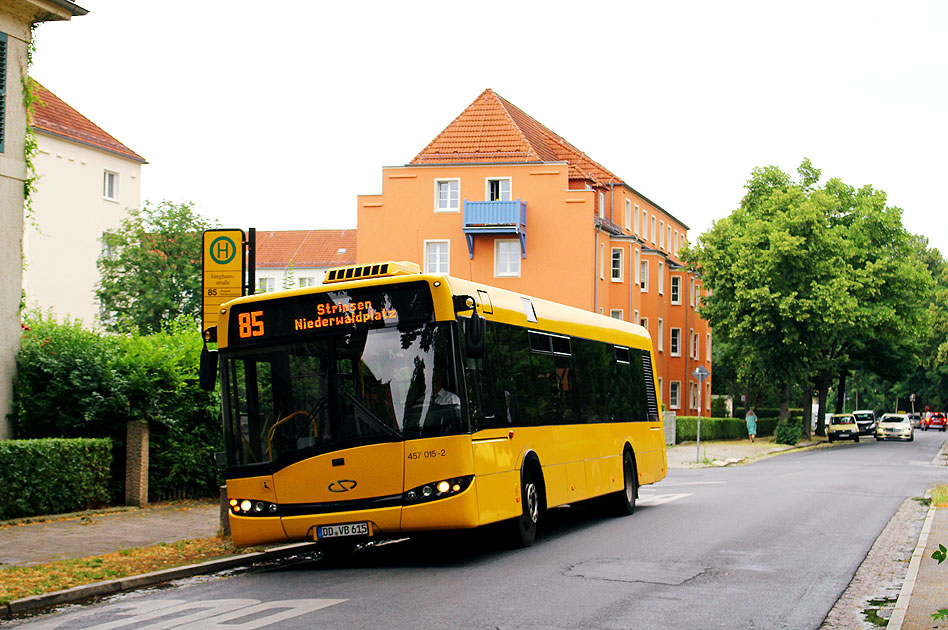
[254,230,356,293]
[23,81,146,324]
[0,0,87,439]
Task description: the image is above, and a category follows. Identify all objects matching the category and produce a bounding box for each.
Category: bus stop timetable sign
[203,229,245,332]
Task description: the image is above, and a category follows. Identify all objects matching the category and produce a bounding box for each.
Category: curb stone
[1,542,319,620]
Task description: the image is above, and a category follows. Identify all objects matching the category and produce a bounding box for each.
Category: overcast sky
[30,1,948,256]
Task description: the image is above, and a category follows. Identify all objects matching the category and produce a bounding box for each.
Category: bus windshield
[221,322,466,469]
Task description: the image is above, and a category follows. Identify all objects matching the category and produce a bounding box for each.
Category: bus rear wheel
[512,467,540,548]
[612,449,637,516]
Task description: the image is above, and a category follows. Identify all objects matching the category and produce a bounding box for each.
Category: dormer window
[486,177,511,201]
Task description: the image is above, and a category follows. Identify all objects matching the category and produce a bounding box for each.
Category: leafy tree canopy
[96,200,216,334]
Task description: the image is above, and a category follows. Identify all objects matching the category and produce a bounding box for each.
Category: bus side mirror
[199,346,218,391]
[465,311,486,359]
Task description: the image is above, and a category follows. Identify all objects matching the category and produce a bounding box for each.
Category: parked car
[852,410,877,435]
[828,414,860,443]
[875,413,914,441]
[923,411,947,431]
[908,413,922,428]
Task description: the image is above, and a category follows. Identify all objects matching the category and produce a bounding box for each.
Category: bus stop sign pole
[693,365,710,463]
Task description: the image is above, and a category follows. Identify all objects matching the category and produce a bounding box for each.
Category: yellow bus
[207,261,666,554]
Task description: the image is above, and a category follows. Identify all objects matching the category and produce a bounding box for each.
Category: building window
[669,382,681,409]
[633,309,639,325]
[671,276,681,304]
[658,378,663,401]
[670,328,681,356]
[691,383,698,410]
[658,261,664,295]
[257,277,275,293]
[707,333,712,361]
[634,204,640,235]
[103,170,119,200]
[610,309,623,320]
[0,32,6,153]
[640,317,648,331]
[674,230,680,257]
[486,177,511,201]
[690,278,696,307]
[642,209,648,237]
[651,215,657,243]
[299,277,317,288]
[424,240,450,274]
[690,328,696,359]
[657,318,664,352]
[599,243,605,280]
[660,220,665,248]
[634,249,641,285]
[495,239,521,277]
[640,260,649,292]
[624,199,632,231]
[598,191,606,219]
[435,179,460,212]
[667,225,673,251]
[706,384,712,410]
[611,247,623,282]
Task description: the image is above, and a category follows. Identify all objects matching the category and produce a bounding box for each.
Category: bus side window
[459,319,494,430]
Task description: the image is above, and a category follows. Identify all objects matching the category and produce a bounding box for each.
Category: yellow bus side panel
[230,515,289,548]
[474,470,520,525]
[565,460,588,502]
[541,463,568,510]
[272,442,405,505]
[585,455,621,498]
[402,487,480,530]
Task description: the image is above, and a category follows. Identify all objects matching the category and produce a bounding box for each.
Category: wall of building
[23,132,142,323]
[254,266,327,293]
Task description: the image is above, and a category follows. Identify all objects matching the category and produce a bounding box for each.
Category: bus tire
[513,465,540,548]
[612,448,637,516]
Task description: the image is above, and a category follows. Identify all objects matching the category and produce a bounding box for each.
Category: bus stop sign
[202,229,245,333]
[692,365,710,383]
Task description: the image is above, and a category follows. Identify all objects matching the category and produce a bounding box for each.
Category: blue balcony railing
[462,199,526,259]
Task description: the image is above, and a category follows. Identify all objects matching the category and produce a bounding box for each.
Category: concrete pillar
[663,411,677,445]
[125,420,149,507]
[219,485,231,537]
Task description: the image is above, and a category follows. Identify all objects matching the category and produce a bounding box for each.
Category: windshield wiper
[342,392,402,441]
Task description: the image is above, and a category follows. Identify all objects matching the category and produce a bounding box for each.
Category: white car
[875,413,914,442]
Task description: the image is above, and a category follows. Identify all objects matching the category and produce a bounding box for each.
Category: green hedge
[0,438,111,520]
[675,416,784,442]
[13,312,223,502]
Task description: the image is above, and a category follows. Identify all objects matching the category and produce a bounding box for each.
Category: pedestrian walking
[746,408,758,443]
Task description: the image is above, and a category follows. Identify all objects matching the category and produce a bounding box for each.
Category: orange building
[357,89,711,415]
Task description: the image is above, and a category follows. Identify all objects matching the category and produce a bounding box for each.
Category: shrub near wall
[676,416,782,442]
[0,438,111,520]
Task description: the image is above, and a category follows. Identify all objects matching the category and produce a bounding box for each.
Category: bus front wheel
[612,449,637,516]
[513,466,540,548]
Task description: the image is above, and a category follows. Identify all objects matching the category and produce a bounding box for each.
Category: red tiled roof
[29,81,146,163]
[255,230,356,268]
[411,89,623,187]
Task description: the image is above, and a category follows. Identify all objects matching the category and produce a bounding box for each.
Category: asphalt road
[9,431,948,630]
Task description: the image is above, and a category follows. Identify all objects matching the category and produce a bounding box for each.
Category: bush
[0,438,111,520]
[710,397,728,418]
[775,420,801,445]
[675,416,782,442]
[13,312,223,502]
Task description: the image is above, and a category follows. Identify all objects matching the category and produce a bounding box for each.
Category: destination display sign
[226,282,434,347]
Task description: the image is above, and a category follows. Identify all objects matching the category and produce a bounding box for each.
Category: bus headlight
[230,498,279,516]
[403,476,473,505]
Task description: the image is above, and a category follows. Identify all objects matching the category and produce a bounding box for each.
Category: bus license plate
[316,522,369,540]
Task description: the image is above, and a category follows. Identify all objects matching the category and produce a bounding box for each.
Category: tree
[96,201,215,334]
[685,160,931,438]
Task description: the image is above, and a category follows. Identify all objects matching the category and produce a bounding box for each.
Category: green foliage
[14,312,223,502]
[710,397,728,417]
[675,416,780,442]
[96,200,216,335]
[282,259,296,290]
[774,420,800,445]
[933,543,947,565]
[0,438,111,520]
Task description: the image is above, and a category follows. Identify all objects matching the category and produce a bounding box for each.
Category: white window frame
[671,276,682,304]
[670,328,681,356]
[257,277,276,293]
[674,230,680,257]
[634,204,641,235]
[633,309,639,326]
[611,247,624,282]
[690,328,696,359]
[691,383,698,410]
[599,243,605,280]
[435,178,460,212]
[669,381,681,409]
[599,191,606,219]
[660,220,665,249]
[610,309,624,320]
[640,317,648,331]
[634,249,641,285]
[485,177,512,201]
[706,333,712,361]
[641,209,648,238]
[657,318,664,352]
[103,170,119,201]
[298,277,317,288]
[691,278,696,307]
[651,215,657,244]
[658,261,664,295]
[658,377,663,402]
[624,199,632,231]
[494,239,521,277]
[640,259,649,292]
[424,239,450,274]
[667,225,672,251]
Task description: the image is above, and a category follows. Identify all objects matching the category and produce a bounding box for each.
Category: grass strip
[932,483,948,508]
[0,537,255,605]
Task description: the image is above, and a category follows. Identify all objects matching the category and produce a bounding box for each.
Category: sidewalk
[1,439,945,623]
